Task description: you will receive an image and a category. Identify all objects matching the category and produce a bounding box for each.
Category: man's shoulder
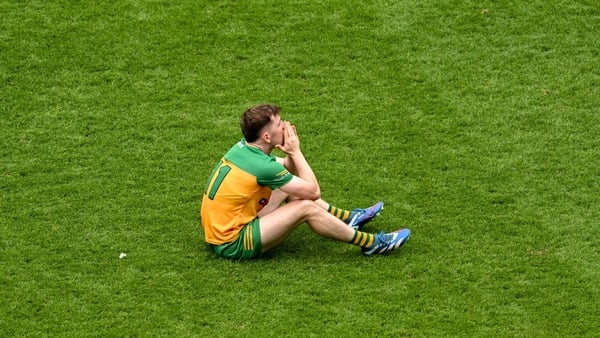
[224,141,282,178]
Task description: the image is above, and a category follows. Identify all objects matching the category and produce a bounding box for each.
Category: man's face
[266,114,285,146]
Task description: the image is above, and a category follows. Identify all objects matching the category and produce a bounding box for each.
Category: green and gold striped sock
[327,205,351,222]
[348,231,376,248]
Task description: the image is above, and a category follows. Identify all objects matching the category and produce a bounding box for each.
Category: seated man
[200,104,410,259]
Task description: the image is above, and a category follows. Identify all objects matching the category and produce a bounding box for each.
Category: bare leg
[258,199,355,253]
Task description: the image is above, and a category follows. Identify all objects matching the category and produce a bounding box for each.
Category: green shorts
[210,218,262,260]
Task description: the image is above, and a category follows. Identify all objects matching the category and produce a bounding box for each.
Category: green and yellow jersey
[201,139,293,245]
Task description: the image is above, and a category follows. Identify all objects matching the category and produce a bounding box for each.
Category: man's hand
[275,121,300,156]
[276,121,321,200]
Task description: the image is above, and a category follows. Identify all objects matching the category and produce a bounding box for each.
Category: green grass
[2,0,599,336]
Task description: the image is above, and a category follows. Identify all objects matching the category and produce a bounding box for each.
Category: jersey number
[206,163,231,200]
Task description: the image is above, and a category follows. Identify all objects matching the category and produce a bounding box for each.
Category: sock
[348,231,376,248]
[327,205,352,222]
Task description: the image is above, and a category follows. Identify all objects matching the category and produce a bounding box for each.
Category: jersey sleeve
[256,159,293,189]
[223,139,294,190]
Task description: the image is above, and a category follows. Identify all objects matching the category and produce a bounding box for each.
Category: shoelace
[375,231,390,246]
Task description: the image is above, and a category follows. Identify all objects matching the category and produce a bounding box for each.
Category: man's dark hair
[240,104,281,142]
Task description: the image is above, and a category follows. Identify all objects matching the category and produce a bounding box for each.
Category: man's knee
[292,199,322,217]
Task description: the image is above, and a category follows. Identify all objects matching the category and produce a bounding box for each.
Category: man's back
[200,139,292,245]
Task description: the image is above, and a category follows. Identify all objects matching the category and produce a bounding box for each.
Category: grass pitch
[1,0,599,336]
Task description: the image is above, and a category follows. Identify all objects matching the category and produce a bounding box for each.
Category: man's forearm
[289,152,320,196]
[284,156,298,175]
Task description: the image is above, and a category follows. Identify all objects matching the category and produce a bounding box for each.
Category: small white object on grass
[119,252,127,259]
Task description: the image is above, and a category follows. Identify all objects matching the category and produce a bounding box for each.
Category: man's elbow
[298,185,320,201]
[307,186,321,200]
[306,190,321,201]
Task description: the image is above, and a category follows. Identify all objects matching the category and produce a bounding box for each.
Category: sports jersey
[201,138,293,245]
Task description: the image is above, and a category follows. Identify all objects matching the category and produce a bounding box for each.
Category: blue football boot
[346,201,384,230]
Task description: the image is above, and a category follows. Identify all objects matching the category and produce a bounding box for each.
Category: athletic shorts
[210,218,262,260]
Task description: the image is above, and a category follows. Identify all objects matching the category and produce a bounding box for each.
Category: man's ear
[261,131,271,143]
